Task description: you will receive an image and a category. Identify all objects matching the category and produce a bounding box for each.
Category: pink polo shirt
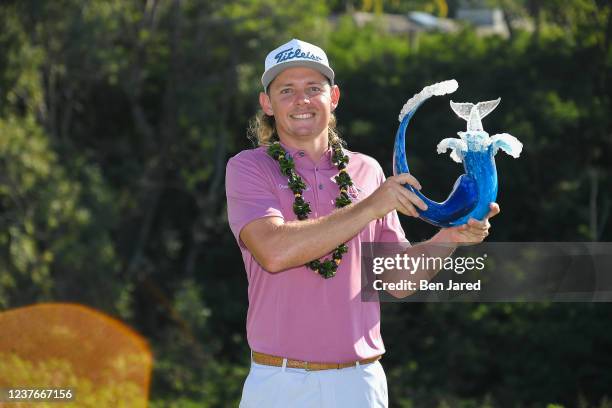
[225,142,408,363]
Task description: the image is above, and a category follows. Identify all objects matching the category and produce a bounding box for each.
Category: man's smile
[290,112,315,120]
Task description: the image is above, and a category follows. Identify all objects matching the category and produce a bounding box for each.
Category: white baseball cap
[261,38,335,91]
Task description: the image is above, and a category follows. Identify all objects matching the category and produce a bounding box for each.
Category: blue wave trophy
[393,80,523,228]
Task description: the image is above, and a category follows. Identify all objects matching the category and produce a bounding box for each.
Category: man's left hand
[438,203,500,245]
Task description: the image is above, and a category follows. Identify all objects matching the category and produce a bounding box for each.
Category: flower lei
[267,141,353,279]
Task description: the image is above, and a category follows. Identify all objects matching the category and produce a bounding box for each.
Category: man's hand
[436,203,500,245]
[364,173,428,219]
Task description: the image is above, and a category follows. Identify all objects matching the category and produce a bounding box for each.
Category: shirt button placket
[312,167,319,216]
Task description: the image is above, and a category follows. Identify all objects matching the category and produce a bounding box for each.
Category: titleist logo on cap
[273,47,323,64]
[261,39,334,90]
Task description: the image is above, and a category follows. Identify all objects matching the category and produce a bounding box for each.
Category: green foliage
[0,113,121,309]
[0,5,122,310]
[383,302,612,406]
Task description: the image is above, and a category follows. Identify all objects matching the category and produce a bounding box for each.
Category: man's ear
[259,92,274,116]
[330,85,340,112]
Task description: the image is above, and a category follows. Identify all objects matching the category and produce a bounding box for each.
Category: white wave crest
[398,79,459,122]
[490,133,523,158]
[437,137,467,163]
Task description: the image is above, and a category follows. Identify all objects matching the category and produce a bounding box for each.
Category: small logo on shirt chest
[347,185,361,199]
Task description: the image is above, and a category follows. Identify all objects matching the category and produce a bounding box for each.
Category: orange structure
[0,303,152,407]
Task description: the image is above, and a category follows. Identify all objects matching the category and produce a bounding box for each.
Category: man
[225,38,499,408]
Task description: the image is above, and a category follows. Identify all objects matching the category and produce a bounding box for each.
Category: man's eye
[280,89,292,94]
[310,87,321,92]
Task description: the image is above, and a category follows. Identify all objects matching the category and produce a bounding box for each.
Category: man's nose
[294,90,310,104]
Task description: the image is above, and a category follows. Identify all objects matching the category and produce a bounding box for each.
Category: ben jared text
[370,253,486,293]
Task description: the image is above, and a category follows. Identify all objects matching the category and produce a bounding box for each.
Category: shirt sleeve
[225,153,284,249]
[373,164,410,244]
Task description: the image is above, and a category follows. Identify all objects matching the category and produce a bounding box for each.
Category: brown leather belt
[252,351,381,371]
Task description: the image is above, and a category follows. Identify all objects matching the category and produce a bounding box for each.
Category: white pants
[239,358,388,408]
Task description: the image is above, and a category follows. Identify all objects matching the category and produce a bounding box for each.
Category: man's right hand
[364,173,428,219]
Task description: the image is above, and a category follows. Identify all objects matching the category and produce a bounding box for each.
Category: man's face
[259,67,340,144]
